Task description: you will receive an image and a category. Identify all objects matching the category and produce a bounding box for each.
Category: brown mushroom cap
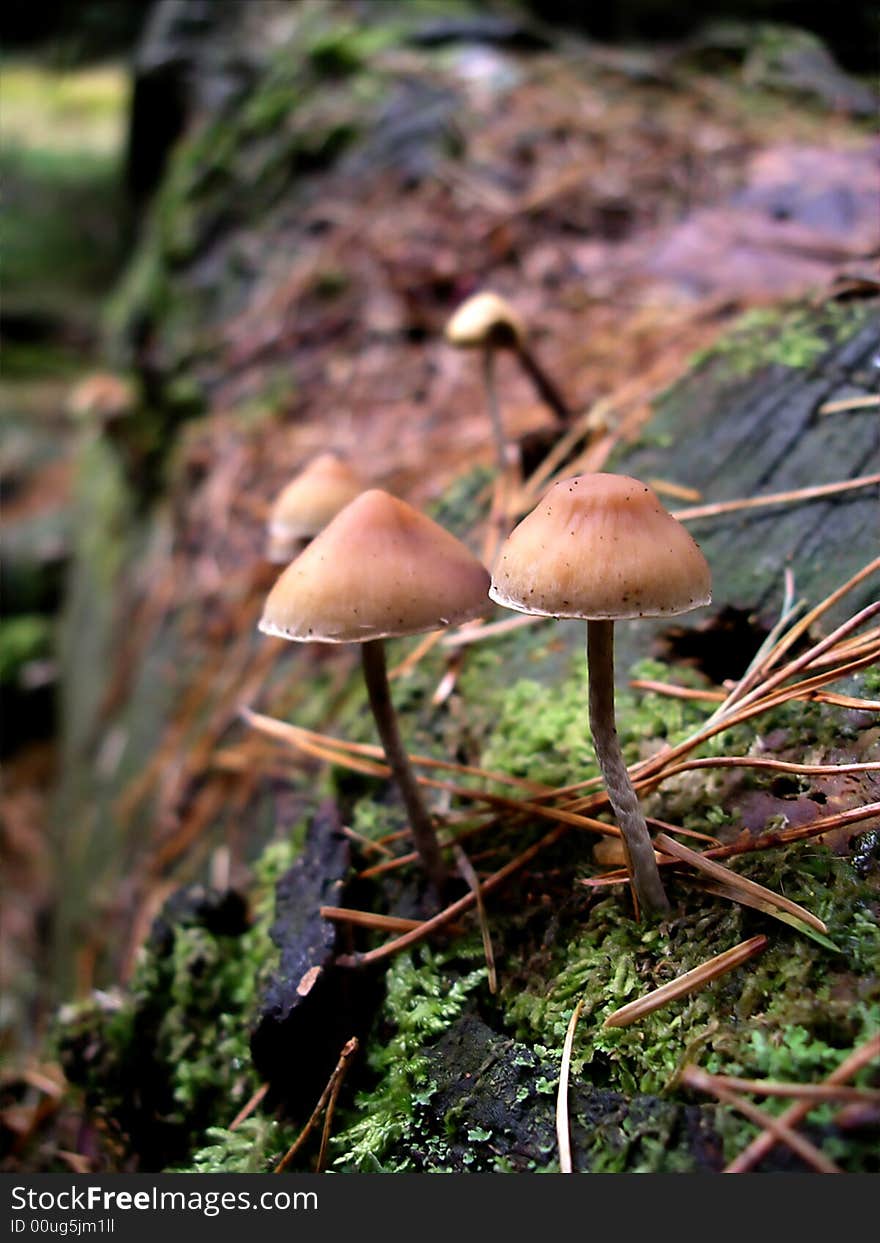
[489,473,712,620]
[268,452,364,546]
[445,291,526,350]
[260,489,491,643]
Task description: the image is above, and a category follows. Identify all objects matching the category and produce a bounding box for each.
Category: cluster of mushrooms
[258,293,711,917]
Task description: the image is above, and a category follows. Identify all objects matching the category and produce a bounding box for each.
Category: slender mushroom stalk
[446,291,572,448]
[447,292,528,476]
[258,489,490,892]
[481,347,509,475]
[361,638,446,890]
[587,618,669,914]
[489,473,712,918]
[446,293,531,561]
[513,338,571,427]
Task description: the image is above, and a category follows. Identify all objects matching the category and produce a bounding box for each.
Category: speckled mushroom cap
[445,292,526,350]
[267,453,364,555]
[259,489,491,643]
[489,473,712,620]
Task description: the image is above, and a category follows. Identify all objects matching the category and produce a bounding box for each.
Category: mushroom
[266,452,363,563]
[445,291,571,472]
[259,489,491,890]
[488,473,712,916]
[68,373,135,425]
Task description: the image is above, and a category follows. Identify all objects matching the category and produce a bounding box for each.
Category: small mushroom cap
[489,473,712,620]
[259,489,491,643]
[445,291,526,350]
[68,373,135,422]
[267,453,364,554]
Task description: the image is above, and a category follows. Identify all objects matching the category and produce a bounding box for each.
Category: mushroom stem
[361,638,447,891]
[482,348,521,565]
[482,347,510,474]
[586,619,671,916]
[514,341,572,426]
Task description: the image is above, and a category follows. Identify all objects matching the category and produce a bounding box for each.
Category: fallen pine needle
[813,692,880,711]
[431,651,464,706]
[455,844,497,994]
[316,1040,356,1174]
[679,1065,841,1174]
[441,612,544,648]
[629,679,724,702]
[336,824,567,968]
[244,709,623,849]
[685,878,834,944]
[242,706,553,796]
[229,1082,269,1132]
[725,1034,880,1173]
[274,1037,358,1173]
[657,756,880,781]
[671,473,880,523]
[557,998,585,1174]
[713,801,880,858]
[644,818,723,847]
[584,801,880,889]
[744,557,879,677]
[602,935,768,1028]
[691,1074,880,1106]
[647,478,702,502]
[702,567,800,721]
[564,623,880,812]
[717,600,880,719]
[357,850,420,880]
[340,824,393,858]
[819,395,880,415]
[319,907,424,933]
[387,629,443,680]
[652,832,827,934]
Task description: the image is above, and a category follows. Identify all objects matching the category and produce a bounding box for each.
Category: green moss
[862,665,880,697]
[0,614,53,684]
[691,301,872,378]
[332,942,488,1172]
[182,1117,296,1174]
[322,633,879,1171]
[306,23,397,77]
[477,655,712,789]
[58,832,301,1164]
[500,844,878,1156]
[426,464,493,542]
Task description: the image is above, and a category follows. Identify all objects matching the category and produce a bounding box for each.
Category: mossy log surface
[41,4,879,1176]
[609,305,879,679]
[56,254,879,1183]
[57,305,880,1173]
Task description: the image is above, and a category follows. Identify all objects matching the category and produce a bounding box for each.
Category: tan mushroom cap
[489,473,712,620]
[445,291,526,350]
[67,372,135,422]
[268,453,364,547]
[259,489,491,643]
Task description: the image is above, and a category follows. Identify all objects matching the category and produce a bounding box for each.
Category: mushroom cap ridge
[489,473,711,621]
[260,489,491,643]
